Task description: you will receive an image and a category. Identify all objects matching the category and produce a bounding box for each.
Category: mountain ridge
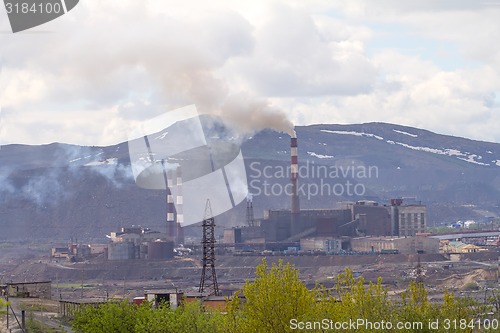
[1,121,499,241]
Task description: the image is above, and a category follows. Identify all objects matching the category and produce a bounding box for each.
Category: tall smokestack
[291,133,300,214]
[176,167,185,245]
[166,177,176,241]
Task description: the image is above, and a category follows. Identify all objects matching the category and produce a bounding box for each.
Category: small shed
[7,281,52,299]
[59,299,108,318]
[184,292,235,311]
[145,289,183,309]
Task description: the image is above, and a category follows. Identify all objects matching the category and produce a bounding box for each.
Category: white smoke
[21,168,66,207]
[0,144,134,207]
[89,162,133,188]
[0,3,296,145]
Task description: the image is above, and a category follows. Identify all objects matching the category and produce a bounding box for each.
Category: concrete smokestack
[291,133,300,214]
[176,167,185,245]
[166,177,176,241]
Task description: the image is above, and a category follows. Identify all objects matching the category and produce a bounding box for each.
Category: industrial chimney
[291,133,300,214]
[290,132,301,236]
[166,176,176,241]
[176,167,185,245]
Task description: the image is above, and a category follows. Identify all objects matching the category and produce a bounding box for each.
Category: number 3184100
[5,2,62,14]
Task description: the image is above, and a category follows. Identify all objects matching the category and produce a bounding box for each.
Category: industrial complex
[2,132,500,332]
[223,135,433,254]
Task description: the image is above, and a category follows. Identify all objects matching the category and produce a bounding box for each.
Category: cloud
[284,49,500,142]
[1,1,256,143]
[0,0,500,144]
[229,4,377,97]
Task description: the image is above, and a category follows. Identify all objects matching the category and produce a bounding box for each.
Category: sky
[1,0,500,146]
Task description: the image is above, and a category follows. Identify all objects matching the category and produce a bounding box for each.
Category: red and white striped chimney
[176,167,185,245]
[166,176,176,241]
[291,133,300,214]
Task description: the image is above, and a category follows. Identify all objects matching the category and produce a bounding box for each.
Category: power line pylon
[199,199,220,296]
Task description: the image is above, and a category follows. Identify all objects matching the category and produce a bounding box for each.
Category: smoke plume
[0,4,296,145]
[217,93,295,136]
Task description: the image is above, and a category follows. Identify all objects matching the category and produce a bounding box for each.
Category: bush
[463,282,480,291]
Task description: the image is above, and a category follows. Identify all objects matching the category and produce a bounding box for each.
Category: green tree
[72,299,223,333]
[225,259,317,333]
[72,300,137,332]
[71,262,490,333]
[487,288,500,319]
[327,269,395,331]
[397,282,439,332]
[0,297,9,315]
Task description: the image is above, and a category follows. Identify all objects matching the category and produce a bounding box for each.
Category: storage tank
[140,244,149,259]
[148,241,174,259]
[108,242,135,260]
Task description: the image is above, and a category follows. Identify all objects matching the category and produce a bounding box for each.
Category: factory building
[253,134,428,251]
[261,203,396,248]
[262,208,354,244]
[349,201,392,236]
[300,237,342,252]
[351,236,439,254]
[109,226,167,245]
[389,199,427,237]
[107,226,174,260]
[51,244,92,261]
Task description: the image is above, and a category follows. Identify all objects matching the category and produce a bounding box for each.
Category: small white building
[300,237,342,252]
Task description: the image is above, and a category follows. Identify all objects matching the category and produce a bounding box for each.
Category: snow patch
[393,143,489,166]
[444,149,463,156]
[321,130,384,140]
[393,129,418,137]
[307,152,334,159]
[320,128,491,167]
[456,156,489,166]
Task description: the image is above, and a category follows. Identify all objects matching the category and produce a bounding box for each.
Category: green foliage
[71,260,496,333]
[487,289,500,319]
[134,300,222,333]
[463,282,479,291]
[72,300,137,333]
[72,300,223,333]
[225,259,317,333]
[26,317,61,333]
[0,298,9,315]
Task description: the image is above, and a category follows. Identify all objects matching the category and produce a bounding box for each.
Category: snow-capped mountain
[0,122,499,241]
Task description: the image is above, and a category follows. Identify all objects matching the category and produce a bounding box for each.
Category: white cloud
[0,0,499,145]
[229,4,377,97]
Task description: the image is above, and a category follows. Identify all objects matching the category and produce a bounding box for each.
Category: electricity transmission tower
[199,199,220,296]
